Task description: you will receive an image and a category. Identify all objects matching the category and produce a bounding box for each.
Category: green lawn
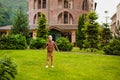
[0,49,120,80]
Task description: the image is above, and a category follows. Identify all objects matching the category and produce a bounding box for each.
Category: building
[0,0,95,43]
[111,3,120,36]
[27,0,95,43]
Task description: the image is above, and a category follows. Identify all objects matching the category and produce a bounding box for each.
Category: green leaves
[0,55,17,80]
[37,13,48,39]
[56,37,73,51]
[0,2,11,26]
[0,34,27,49]
[84,12,99,51]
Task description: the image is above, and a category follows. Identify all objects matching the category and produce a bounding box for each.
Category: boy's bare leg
[51,56,54,68]
[46,55,50,68]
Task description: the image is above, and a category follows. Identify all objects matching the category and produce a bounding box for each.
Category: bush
[0,34,27,49]
[0,55,17,80]
[56,37,73,51]
[30,38,46,49]
[103,39,120,55]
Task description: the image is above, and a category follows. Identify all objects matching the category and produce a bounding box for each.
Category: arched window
[33,12,41,24]
[58,11,74,24]
[82,0,89,11]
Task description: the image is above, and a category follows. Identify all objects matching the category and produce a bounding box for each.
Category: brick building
[28,0,95,43]
[0,0,95,43]
[111,3,120,36]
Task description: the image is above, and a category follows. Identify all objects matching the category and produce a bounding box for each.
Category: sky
[94,0,120,24]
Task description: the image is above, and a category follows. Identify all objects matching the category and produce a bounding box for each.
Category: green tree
[0,55,17,80]
[0,2,11,26]
[84,12,99,52]
[37,13,48,39]
[77,14,86,50]
[11,7,30,44]
[101,23,112,47]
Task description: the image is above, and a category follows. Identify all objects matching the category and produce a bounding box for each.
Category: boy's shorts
[47,52,54,57]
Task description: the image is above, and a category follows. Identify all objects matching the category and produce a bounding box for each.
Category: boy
[45,35,59,68]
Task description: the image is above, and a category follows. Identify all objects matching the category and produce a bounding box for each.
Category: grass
[0,49,120,80]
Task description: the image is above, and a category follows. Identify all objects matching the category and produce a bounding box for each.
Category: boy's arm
[54,42,59,52]
[43,43,48,49]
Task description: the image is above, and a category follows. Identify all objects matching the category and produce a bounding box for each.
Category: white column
[71,31,76,43]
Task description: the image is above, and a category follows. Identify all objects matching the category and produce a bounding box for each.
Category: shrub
[0,55,17,80]
[0,34,27,49]
[103,39,120,55]
[56,37,73,51]
[30,38,46,49]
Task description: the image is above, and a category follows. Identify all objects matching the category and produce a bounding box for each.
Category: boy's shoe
[51,65,54,68]
[45,65,48,68]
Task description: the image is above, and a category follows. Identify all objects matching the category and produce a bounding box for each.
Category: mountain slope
[0,0,27,12]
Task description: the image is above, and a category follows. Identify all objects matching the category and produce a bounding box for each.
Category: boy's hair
[48,35,52,38]
[48,35,53,40]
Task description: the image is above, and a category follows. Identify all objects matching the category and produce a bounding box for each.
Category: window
[33,12,41,24]
[38,0,41,9]
[34,0,37,9]
[64,12,68,24]
[43,0,46,8]
[58,0,62,8]
[37,0,46,9]
[82,0,89,11]
[58,0,73,9]
[58,11,73,24]
[64,0,68,8]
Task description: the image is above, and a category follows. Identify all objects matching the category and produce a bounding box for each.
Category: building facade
[28,0,95,43]
[111,3,120,36]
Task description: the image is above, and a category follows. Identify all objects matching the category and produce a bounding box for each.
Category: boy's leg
[51,56,54,67]
[46,54,50,66]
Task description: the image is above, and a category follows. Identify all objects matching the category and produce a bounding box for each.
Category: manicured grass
[0,49,120,80]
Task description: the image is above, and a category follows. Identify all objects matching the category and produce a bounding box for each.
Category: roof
[49,24,78,31]
[111,13,116,20]
[0,25,37,30]
[0,25,11,30]
[0,24,78,31]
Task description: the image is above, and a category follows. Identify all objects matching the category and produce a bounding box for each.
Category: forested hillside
[0,0,27,12]
[0,0,27,26]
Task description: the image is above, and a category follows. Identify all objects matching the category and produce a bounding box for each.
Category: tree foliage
[101,23,112,47]
[0,55,17,80]
[84,12,99,52]
[77,14,86,49]
[0,2,11,26]
[56,37,73,51]
[37,13,48,39]
[11,7,30,44]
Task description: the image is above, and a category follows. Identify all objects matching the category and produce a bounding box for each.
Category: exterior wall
[28,0,94,25]
[111,3,120,36]
[111,13,116,36]
[116,3,120,26]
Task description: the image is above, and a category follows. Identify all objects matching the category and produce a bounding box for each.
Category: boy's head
[48,35,53,41]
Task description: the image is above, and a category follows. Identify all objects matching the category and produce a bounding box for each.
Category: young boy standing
[45,35,59,68]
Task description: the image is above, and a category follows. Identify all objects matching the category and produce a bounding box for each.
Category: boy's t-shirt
[47,41,55,52]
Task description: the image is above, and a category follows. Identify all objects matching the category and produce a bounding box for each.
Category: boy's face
[48,36,52,41]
